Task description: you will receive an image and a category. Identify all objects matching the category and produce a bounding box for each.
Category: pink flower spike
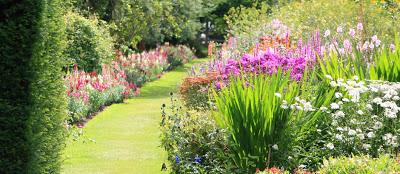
[337,26,343,33]
[349,29,356,38]
[343,39,352,51]
[369,43,375,50]
[375,39,381,47]
[390,44,396,52]
[371,35,378,42]
[357,23,363,31]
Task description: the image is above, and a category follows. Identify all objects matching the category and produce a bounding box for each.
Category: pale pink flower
[349,29,356,37]
[337,26,343,33]
[357,23,363,31]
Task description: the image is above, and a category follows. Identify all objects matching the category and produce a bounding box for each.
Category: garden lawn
[62,58,209,174]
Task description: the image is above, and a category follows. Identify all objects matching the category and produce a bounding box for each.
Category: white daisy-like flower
[299,164,307,169]
[330,103,340,110]
[348,129,357,136]
[335,92,343,98]
[326,143,335,150]
[324,29,331,37]
[320,106,328,112]
[334,111,345,118]
[325,75,333,80]
[274,93,282,98]
[336,127,344,132]
[356,110,364,115]
[367,132,375,138]
[357,134,365,140]
[362,144,371,150]
[373,121,383,129]
[335,134,343,141]
[372,97,383,104]
[272,144,279,150]
[366,104,373,111]
[330,81,338,87]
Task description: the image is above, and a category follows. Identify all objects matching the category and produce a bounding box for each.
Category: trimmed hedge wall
[0,0,67,173]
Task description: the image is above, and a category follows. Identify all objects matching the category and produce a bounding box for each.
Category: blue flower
[194,155,202,164]
[175,155,181,164]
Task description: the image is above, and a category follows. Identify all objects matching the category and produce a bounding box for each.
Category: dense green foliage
[64,11,115,72]
[213,72,301,172]
[160,95,230,173]
[163,44,195,70]
[0,0,67,173]
[226,0,400,44]
[318,155,400,173]
[70,0,227,49]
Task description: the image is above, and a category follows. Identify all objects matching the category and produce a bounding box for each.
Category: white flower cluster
[368,83,400,119]
[286,97,315,112]
[319,76,400,155]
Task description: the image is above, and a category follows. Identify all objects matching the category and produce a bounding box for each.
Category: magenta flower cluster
[221,50,307,80]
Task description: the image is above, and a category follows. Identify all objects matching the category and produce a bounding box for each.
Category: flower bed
[165,20,400,173]
[66,45,195,124]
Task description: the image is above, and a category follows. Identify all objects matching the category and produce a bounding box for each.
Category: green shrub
[107,85,125,104]
[88,88,107,113]
[0,0,67,173]
[318,155,400,173]
[160,94,230,173]
[162,44,196,70]
[179,74,218,111]
[64,11,115,72]
[68,97,90,123]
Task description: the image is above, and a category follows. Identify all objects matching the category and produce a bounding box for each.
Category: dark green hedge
[0,0,67,173]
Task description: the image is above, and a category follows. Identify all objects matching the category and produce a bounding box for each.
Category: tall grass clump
[370,35,400,82]
[212,71,301,172]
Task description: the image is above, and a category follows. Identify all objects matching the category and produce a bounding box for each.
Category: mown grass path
[62,58,208,174]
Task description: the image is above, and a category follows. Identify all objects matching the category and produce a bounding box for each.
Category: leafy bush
[0,0,67,172]
[68,97,90,123]
[318,155,400,173]
[179,71,219,111]
[88,88,107,113]
[160,94,231,173]
[64,11,115,72]
[116,48,168,87]
[162,44,196,70]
